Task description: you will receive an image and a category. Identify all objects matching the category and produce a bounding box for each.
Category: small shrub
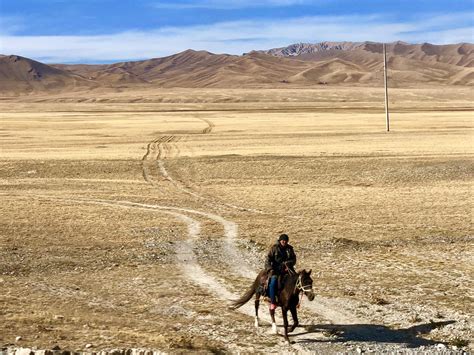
[343,289,356,296]
[370,295,390,305]
[450,337,469,348]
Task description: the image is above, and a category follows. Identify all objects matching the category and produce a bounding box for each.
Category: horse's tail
[230,270,265,310]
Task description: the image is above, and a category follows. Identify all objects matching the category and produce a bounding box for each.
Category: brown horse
[231,269,315,342]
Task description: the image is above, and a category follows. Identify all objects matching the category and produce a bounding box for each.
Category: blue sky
[1,0,473,63]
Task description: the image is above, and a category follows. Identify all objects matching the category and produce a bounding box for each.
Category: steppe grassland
[0,86,472,349]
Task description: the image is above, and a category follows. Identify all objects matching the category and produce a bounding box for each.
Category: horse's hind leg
[255,293,260,328]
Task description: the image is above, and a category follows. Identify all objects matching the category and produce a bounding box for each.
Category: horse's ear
[308,269,312,275]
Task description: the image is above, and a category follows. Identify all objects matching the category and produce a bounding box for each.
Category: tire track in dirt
[141,139,158,182]
[3,192,245,275]
[84,198,256,279]
[199,118,215,134]
[8,192,255,281]
[143,117,264,213]
[141,135,175,183]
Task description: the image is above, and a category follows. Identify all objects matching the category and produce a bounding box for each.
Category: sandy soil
[0,87,473,353]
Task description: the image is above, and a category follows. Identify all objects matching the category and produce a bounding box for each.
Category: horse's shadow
[291,320,455,348]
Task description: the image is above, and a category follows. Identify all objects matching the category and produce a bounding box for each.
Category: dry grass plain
[0,86,473,353]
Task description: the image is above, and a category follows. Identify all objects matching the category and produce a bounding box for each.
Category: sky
[0,0,473,63]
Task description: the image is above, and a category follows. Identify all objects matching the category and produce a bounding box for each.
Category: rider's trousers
[269,275,278,304]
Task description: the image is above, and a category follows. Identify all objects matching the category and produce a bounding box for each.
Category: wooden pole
[383,43,390,132]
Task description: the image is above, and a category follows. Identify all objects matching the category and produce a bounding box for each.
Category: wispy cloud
[151,0,313,9]
[404,27,474,45]
[1,13,472,63]
[0,15,26,35]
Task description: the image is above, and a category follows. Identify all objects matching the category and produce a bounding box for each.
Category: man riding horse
[265,233,296,310]
[231,232,314,342]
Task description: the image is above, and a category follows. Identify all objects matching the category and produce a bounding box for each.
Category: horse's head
[297,269,315,301]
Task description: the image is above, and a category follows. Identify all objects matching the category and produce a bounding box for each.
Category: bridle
[294,273,314,308]
[295,273,313,294]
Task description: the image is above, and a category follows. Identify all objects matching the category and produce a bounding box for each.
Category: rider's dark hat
[278,233,289,242]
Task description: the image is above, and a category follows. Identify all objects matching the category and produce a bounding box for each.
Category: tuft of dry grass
[370,295,390,306]
[410,314,423,323]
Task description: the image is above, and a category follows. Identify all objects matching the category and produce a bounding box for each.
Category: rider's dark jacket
[265,243,296,275]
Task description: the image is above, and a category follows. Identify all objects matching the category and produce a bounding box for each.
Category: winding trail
[137,116,366,331]
[4,191,364,350]
[141,117,264,213]
[5,194,279,324]
[87,198,257,279]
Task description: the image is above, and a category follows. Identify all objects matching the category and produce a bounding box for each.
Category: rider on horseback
[265,233,296,310]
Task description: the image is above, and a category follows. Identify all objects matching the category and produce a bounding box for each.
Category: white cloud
[0,13,472,63]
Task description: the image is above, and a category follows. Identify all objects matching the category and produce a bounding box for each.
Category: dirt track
[0,87,473,353]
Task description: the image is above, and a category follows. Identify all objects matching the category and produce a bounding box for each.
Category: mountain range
[1,41,473,94]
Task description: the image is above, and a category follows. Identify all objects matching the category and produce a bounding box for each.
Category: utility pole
[383,43,390,132]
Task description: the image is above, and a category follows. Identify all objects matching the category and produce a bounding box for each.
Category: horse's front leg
[289,305,299,333]
[282,306,290,343]
[255,293,260,328]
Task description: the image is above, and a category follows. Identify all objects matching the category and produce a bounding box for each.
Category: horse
[231,269,315,343]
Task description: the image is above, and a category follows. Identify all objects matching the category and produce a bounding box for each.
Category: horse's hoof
[254,317,259,328]
[289,324,298,333]
[272,323,278,334]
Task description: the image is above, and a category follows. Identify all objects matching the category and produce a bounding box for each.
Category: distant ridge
[261,41,365,56]
[1,41,473,94]
[259,41,474,68]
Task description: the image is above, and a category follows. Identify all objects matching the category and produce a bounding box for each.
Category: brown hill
[263,42,474,86]
[0,55,96,94]
[54,50,310,88]
[58,46,471,88]
[1,42,473,94]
